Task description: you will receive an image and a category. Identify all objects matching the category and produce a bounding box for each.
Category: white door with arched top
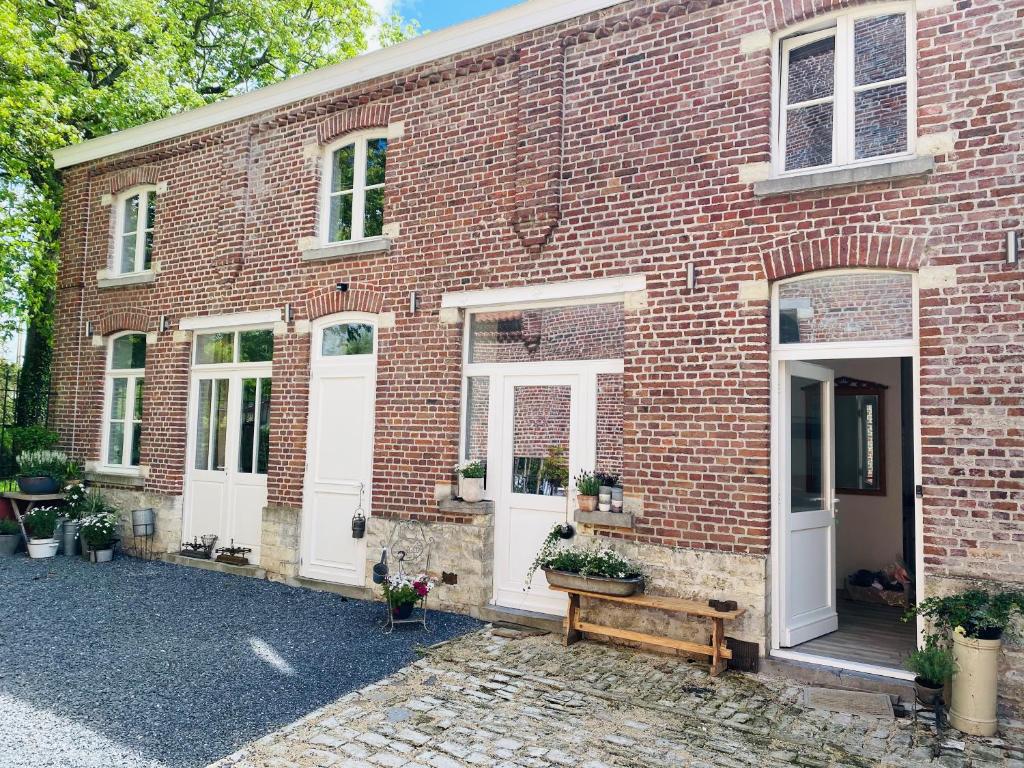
[300,314,377,585]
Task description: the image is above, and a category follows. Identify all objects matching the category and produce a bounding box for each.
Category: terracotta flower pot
[949,632,1001,737]
[577,494,597,513]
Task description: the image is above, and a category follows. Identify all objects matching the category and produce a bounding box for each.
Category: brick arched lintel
[766,0,862,32]
[317,105,392,146]
[107,166,161,196]
[304,288,385,321]
[95,310,154,336]
[763,235,925,282]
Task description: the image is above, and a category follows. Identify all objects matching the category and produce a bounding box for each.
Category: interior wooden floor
[791,597,916,669]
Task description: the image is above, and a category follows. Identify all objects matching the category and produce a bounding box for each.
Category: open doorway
[787,356,916,670]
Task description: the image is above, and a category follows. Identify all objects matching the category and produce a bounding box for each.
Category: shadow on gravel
[0,556,481,767]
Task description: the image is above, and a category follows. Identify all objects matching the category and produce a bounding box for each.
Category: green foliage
[539,546,641,580]
[63,481,90,521]
[10,426,59,453]
[539,445,568,490]
[16,448,68,479]
[906,644,955,686]
[575,471,600,496]
[906,589,1024,641]
[23,505,58,539]
[0,518,20,535]
[456,460,485,479]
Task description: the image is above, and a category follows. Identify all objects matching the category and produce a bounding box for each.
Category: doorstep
[761,652,914,702]
[474,603,562,634]
[162,553,267,580]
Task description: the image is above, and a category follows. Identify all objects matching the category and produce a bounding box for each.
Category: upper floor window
[104,332,147,468]
[321,132,387,244]
[777,5,914,174]
[114,187,157,274]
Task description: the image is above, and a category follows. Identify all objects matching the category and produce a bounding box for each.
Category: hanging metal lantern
[351,483,367,539]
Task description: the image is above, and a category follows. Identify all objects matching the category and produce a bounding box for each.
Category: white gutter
[52,0,627,170]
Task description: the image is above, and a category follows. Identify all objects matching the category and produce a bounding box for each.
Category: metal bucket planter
[131,508,155,536]
[949,633,1001,736]
[542,567,644,597]
[0,534,19,556]
[27,538,59,559]
[17,476,60,494]
[91,548,114,563]
[62,521,79,557]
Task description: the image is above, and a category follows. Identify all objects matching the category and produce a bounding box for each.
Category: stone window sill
[85,468,147,488]
[753,156,935,197]
[438,498,494,516]
[97,271,156,289]
[301,237,391,262]
[575,508,634,529]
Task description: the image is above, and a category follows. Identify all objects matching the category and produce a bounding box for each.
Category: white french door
[780,360,838,646]
[300,315,377,586]
[183,368,271,562]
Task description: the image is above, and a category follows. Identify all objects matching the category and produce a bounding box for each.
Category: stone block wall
[100,487,182,557]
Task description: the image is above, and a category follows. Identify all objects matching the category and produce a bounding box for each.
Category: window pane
[836,392,883,493]
[212,379,229,471]
[120,234,137,274]
[143,231,153,270]
[778,272,914,344]
[194,379,212,470]
[787,36,835,104]
[363,187,384,238]
[107,421,124,465]
[790,377,823,512]
[195,332,234,364]
[855,14,906,86]
[322,323,374,356]
[511,385,570,496]
[239,329,274,362]
[331,144,355,192]
[133,379,144,420]
[469,303,624,364]
[145,191,156,230]
[365,138,387,186]
[785,103,833,170]
[112,334,146,369]
[328,193,353,242]
[239,377,256,474]
[257,378,271,475]
[463,376,489,463]
[596,373,623,481]
[109,378,128,420]
[855,82,908,159]
[130,422,141,467]
[122,194,140,234]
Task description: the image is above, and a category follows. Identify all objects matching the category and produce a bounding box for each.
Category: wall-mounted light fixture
[686,262,697,291]
[409,291,418,314]
[336,282,349,293]
[1008,231,1020,265]
[159,315,169,333]
[284,304,293,323]
[85,320,94,337]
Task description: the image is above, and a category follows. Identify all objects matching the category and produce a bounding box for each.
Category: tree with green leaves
[0,0,417,423]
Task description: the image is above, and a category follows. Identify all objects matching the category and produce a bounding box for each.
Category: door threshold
[771,649,914,681]
[476,603,563,634]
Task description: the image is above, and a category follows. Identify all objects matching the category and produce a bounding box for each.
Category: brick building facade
[51,0,1023,721]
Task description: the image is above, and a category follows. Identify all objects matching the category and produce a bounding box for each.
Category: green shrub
[455,460,486,479]
[23,506,58,539]
[0,519,21,535]
[906,589,1024,641]
[10,426,59,453]
[906,644,955,686]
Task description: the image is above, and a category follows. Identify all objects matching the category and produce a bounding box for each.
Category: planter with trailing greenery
[455,460,486,503]
[382,573,434,620]
[79,510,120,563]
[907,589,1024,736]
[575,471,599,513]
[906,644,955,707]
[0,518,20,556]
[15,449,69,494]
[526,525,644,597]
[23,505,60,558]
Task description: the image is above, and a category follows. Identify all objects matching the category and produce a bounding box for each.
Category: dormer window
[114,186,157,274]
[776,6,914,175]
[321,132,387,244]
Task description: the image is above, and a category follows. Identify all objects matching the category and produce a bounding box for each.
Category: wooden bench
[549,585,746,676]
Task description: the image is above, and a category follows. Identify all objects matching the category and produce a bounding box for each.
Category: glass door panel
[194,378,230,471]
[511,385,571,497]
[239,377,271,475]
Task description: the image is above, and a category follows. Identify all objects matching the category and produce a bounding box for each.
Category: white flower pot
[461,477,484,503]
[91,548,114,563]
[27,538,59,559]
[949,632,1001,736]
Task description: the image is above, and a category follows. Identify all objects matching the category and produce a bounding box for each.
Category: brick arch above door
[316,105,392,146]
[762,234,926,282]
[303,287,384,321]
[94,310,154,336]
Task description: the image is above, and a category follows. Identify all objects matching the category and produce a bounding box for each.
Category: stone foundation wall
[99,487,182,557]
[261,505,301,579]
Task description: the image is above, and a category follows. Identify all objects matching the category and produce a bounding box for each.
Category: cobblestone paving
[213,629,1023,768]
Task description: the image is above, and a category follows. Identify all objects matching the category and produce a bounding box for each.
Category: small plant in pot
[907,589,1024,736]
[23,506,60,559]
[16,449,68,495]
[455,460,486,503]
[382,572,434,620]
[906,644,955,708]
[79,511,120,563]
[0,518,21,556]
[575,471,599,513]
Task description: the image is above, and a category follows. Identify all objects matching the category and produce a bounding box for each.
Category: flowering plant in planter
[382,573,434,618]
[23,506,59,540]
[63,482,90,521]
[454,460,485,479]
[79,511,120,551]
[16,450,69,493]
[455,460,486,502]
[525,525,643,596]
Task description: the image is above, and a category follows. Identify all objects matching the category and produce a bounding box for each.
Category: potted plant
[455,460,486,503]
[907,589,1024,736]
[539,446,568,495]
[62,482,90,557]
[382,572,434,620]
[575,471,599,513]
[526,525,644,597]
[22,505,60,558]
[906,644,955,707]
[0,518,20,556]
[15,449,68,494]
[79,510,120,563]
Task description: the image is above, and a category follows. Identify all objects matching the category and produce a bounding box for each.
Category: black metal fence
[0,365,54,482]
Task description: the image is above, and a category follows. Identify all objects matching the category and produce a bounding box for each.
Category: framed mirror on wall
[834,376,886,495]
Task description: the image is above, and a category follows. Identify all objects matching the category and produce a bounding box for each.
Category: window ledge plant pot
[27,538,59,559]
[542,567,644,597]
[17,476,60,495]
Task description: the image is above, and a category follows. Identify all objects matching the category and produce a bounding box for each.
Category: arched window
[113,186,157,275]
[103,332,147,468]
[320,131,387,244]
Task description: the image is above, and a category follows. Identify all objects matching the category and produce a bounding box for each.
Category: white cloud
[366,0,399,51]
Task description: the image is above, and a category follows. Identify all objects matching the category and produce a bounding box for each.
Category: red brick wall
[52,0,1024,587]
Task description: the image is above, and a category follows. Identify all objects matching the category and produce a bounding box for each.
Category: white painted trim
[111,186,157,276]
[180,310,282,331]
[442,275,646,310]
[100,331,147,471]
[770,649,916,681]
[318,129,389,245]
[52,0,629,169]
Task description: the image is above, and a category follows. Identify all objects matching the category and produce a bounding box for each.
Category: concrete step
[760,653,915,702]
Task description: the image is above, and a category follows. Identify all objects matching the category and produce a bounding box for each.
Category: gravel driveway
[0,556,481,768]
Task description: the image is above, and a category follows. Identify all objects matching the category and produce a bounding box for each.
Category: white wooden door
[183,369,271,562]
[300,316,377,585]
[781,360,838,646]
[492,374,580,616]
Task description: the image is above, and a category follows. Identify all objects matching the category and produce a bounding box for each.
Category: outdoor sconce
[1008,231,1020,265]
[159,315,169,333]
[336,281,349,293]
[284,304,293,323]
[409,291,418,314]
[85,320,94,337]
[686,262,697,291]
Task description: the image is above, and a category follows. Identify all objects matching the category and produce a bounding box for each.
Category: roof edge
[53,0,626,170]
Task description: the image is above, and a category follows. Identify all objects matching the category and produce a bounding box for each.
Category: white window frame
[101,331,147,471]
[319,130,388,245]
[772,2,917,177]
[112,185,157,275]
[191,326,276,369]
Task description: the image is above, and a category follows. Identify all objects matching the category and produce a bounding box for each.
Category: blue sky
[385,0,522,33]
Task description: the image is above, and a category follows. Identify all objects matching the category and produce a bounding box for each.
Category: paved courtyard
[216,629,1023,768]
